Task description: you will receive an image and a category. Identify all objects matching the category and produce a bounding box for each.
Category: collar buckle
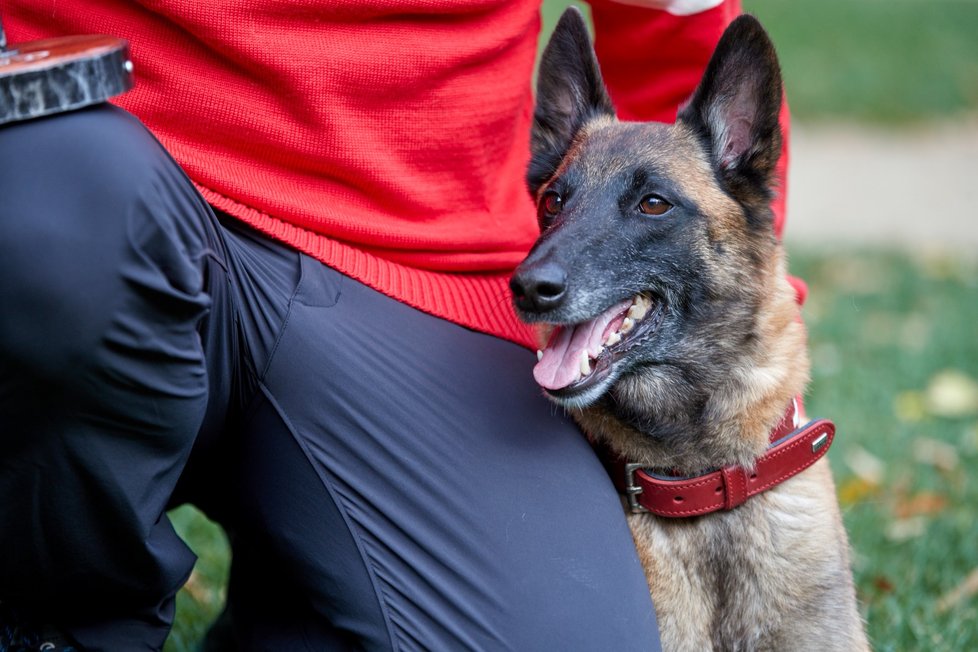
[623,462,650,513]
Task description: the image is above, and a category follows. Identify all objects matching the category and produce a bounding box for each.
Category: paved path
[784,120,978,253]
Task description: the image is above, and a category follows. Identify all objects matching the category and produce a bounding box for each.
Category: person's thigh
[229,254,661,650]
[0,105,230,650]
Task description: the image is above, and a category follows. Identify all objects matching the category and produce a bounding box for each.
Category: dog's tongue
[533,299,632,390]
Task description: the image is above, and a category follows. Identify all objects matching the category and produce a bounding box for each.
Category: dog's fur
[511,11,868,651]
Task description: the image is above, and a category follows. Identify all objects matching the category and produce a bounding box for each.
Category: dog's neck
[576,251,810,476]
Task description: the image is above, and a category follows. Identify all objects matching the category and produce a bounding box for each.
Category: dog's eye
[638,194,673,217]
[538,191,563,224]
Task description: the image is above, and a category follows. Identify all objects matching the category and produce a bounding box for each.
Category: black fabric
[1,106,219,650]
[0,105,661,651]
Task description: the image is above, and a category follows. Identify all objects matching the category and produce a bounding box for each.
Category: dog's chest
[625,473,844,651]
[627,507,769,650]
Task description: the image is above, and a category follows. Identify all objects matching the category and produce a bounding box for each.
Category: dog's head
[512,10,800,451]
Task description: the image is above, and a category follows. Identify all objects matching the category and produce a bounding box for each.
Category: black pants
[0,106,660,651]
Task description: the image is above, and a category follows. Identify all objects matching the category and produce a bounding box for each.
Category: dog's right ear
[528,7,615,195]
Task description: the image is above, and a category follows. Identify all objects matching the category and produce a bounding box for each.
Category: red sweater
[8,0,786,348]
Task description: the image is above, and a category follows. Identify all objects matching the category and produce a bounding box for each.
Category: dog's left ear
[678,15,783,207]
[528,7,615,195]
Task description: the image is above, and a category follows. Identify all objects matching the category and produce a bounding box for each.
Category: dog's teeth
[537,349,544,361]
[633,294,653,313]
[604,331,621,347]
[620,317,635,334]
[579,349,591,377]
[627,303,648,322]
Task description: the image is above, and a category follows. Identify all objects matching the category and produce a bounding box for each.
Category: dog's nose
[510,260,567,313]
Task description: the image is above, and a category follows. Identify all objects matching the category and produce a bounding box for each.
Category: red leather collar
[605,399,835,517]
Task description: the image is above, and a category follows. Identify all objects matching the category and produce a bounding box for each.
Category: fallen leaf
[913,249,968,282]
[894,391,927,423]
[885,516,927,542]
[181,569,214,605]
[893,491,948,518]
[844,445,886,485]
[912,437,960,472]
[925,370,978,418]
[936,567,978,613]
[838,477,879,506]
[821,258,890,294]
[914,251,951,278]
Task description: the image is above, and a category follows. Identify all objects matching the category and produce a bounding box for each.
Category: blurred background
[167,2,978,650]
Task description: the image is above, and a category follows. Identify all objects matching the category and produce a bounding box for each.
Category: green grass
[746,0,978,123]
[164,507,230,652]
[167,250,978,649]
[789,248,978,650]
[542,0,978,123]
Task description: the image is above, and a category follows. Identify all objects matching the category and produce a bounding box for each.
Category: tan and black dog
[511,10,868,651]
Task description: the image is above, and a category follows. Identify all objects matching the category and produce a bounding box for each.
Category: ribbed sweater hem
[199,186,538,351]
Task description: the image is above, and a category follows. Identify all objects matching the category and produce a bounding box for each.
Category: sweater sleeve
[588,0,790,240]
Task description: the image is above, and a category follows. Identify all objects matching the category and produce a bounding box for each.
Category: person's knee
[0,105,211,381]
[0,104,182,211]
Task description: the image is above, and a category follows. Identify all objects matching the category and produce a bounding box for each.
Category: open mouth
[533,293,665,398]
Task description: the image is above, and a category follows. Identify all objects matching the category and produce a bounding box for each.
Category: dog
[511,10,869,651]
